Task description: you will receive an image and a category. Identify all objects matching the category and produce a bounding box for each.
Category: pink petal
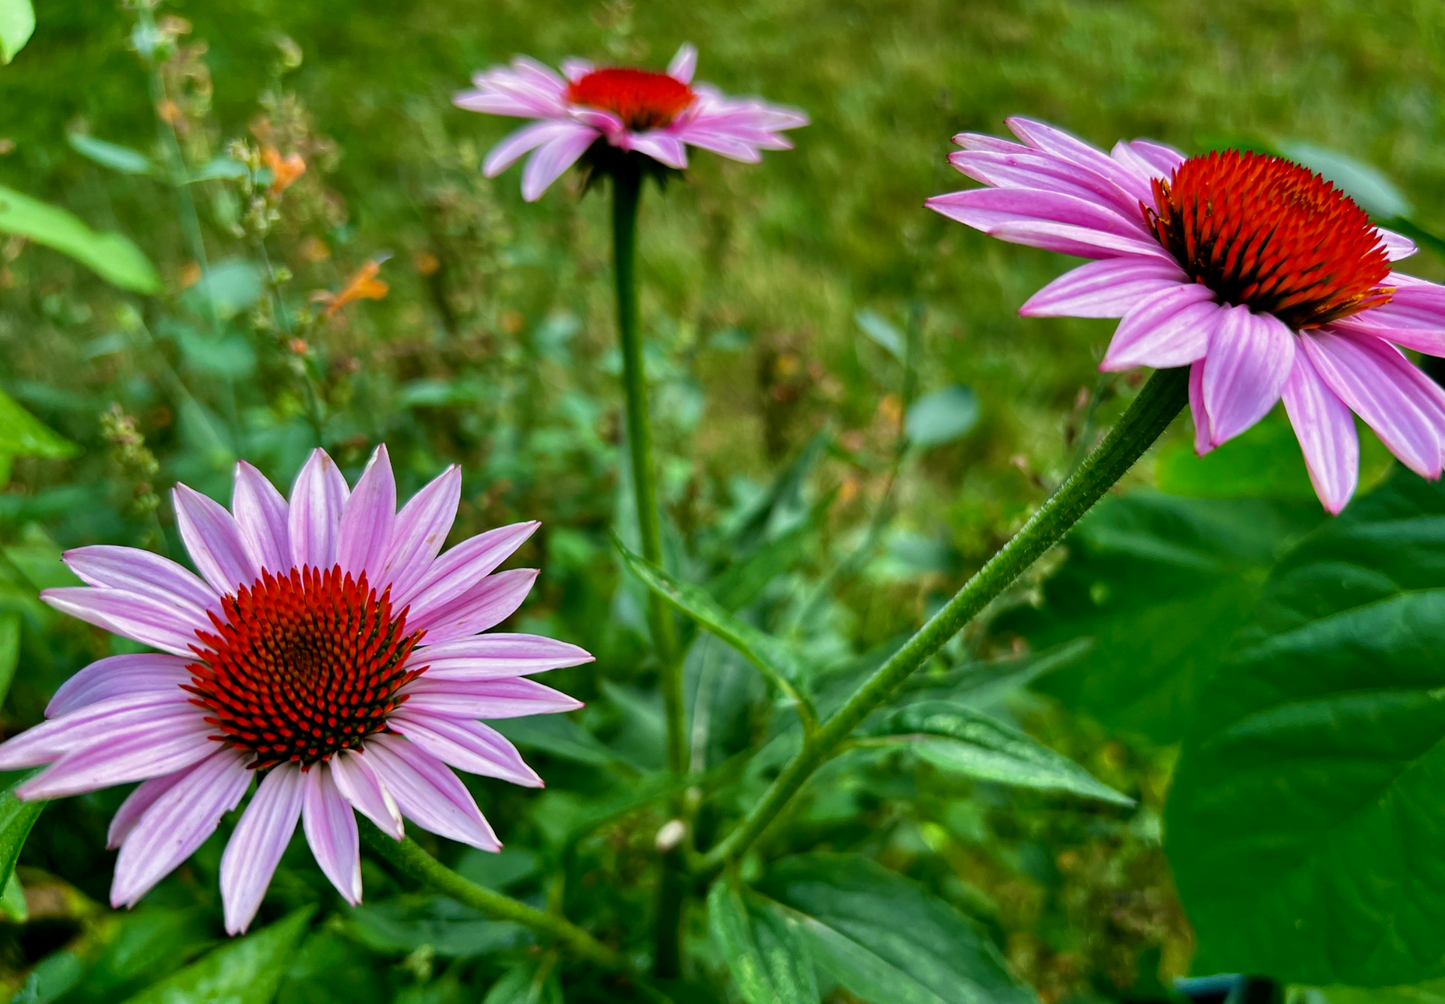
[1005,117,1154,202]
[111,748,251,907]
[947,149,1143,219]
[107,769,188,849]
[560,58,593,83]
[952,132,1030,155]
[289,449,349,571]
[336,445,397,582]
[1303,329,1445,478]
[407,568,538,645]
[18,712,215,799]
[63,546,218,616]
[482,120,580,177]
[48,653,192,718]
[924,187,1149,239]
[395,521,539,615]
[400,676,583,720]
[0,692,194,769]
[1109,141,1167,194]
[521,126,598,202]
[1281,348,1360,514]
[232,462,291,575]
[40,587,203,656]
[1020,258,1189,318]
[667,44,698,84]
[1377,227,1417,262]
[1334,281,1445,355]
[389,712,542,788]
[363,735,500,851]
[220,763,304,935]
[1189,359,1212,456]
[173,485,259,595]
[1200,306,1295,447]
[925,201,1173,260]
[629,133,689,169]
[1100,285,1220,371]
[1129,139,1186,176]
[330,748,403,840]
[670,125,763,162]
[379,465,462,597]
[303,764,361,905]
[411,633,595,681]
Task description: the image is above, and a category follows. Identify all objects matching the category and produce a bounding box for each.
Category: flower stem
[611,160,688,978]
[358,823,627,972]
[698,365,1190,873]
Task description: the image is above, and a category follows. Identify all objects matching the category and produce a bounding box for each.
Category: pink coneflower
[928,118,1445,512]
[454,44,808,201]
[0,447,590,933]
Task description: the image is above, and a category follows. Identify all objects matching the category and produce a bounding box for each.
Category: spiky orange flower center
[1145,150,1393,329]
[184,566,426,769]
[567,68,695,131]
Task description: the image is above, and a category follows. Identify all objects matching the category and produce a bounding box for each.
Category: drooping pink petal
[1004,117,1154,203]
[952,132,1031,155]
[628,133,688,169]
[669,126,762,162]
[289,449,349,571]
[1333,280,1445,355]
[362,734,500,851]
[389,712,542,788]
[407,568,539,645]
[111,747,251,908]
[521,126,600,202]
[173,485,258,595]
[336,445,397,581]
[330,748,403,840]
[39,587,202,657]
[1281,347,1360,513]
[947,149,1143,219]
[1189,359,1212,456]
[107,769,188,849]
[410,633,595,681]
[1100,284,1220,371]
[400,676,583,720]
[394,521,539,614]
[0,692,194,769]
[232,462,291,574]
[972,217,1174,261]
[924,188,1150,241]
[220,763,305,935]
[1376,227,1417,262]
[378,465,461,597]
[303,764,362,905]
[1020,258,1189,318]
[482,120,587,178]
[1303,329,1445,479]
[18,712,216,799]
[63,546,218,616]
[1200,306,1295,447]
[47,653,192,718]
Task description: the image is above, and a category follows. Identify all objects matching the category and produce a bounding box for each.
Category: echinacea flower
[0,447,590,933]
[928,118,1445,512]
[454,44,808,201]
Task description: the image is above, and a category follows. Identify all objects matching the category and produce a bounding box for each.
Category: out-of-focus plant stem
[698,365,1191,873]
[611,161,687,979]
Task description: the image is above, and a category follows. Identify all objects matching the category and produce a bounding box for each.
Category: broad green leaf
[614,536,809,710]
[758,854,1037,1004]
[708,880,819,1004]
[866,700,1133,805]
[1167,470,1445,986]
[905,386,979,448]
[274,928,388,1004]
[999,492,1322,742]
[0,0,33,64]
[0,388,79,463]
[0,186,160,293]
[12,951,84,1004]
[491,713,617,768]
[67,134,155,176]
[0,871,25,922]
[1278,140,1413,219]
[63,907,216,1004]
[481,959,562,1004]
[855,308,906,363]
[120,906,314,1004]
[0,770,44,891]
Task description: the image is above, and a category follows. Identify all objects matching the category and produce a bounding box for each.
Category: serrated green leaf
[866,700,1132,805]
[119,906,314,1004]
[905,386,979,448]
[0,388,79,463]
[1167,470,1445,986]
[758,854,1037,1004]
[708,880,819,1004]
[67,134,154,176]
[0,186,160,293]
[0,0,33,64]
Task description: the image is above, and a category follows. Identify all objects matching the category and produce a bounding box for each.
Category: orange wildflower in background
[313,258,389,319]
[261,146,307,197]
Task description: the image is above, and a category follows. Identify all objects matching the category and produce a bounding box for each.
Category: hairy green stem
[699,365,1190,872]
[358,823,627,972]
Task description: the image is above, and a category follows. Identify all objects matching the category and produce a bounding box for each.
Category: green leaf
[855,309,906,363]
[999,492,1322,742]
[614,535,810,713]
[0,0,33,64]
[905,386,979,448]
[0,612,20,710]
[187,158,248,183]
[481,959,562,1004]
[181,260,263,320]
[119,906,315,1004]
[64,907,217,1004]
[1320,981,1445,1004]
[0,771,45,892]
[865,700,1132,805]
[708,880,819,1004]
[758,854,1037,1004]
[1167,470,1445,986]
[0,186,160,293]
[0,388,79,464]
[67,134,155,176]
[343,897,525,958]
[1277,140,1413,218]
[0,871,25,922]
[490,714,617,768]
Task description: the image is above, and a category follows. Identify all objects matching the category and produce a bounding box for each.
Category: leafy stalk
[698,365,1190,872]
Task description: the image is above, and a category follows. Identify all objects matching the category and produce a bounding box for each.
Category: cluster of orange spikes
[184,565,426,769]
[1146,149,1393,329]
[567,68,695,131]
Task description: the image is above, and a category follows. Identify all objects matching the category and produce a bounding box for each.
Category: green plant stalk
[358,823,627,971]
[699,365,1190,872]
[611,161,688,979]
